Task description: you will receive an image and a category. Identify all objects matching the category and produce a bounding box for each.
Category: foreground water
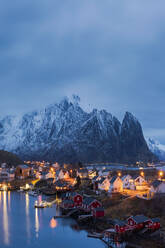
[0,192,106,248]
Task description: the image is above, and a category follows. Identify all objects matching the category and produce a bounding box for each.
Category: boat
[34,200,47,208]
[17,188,24,193]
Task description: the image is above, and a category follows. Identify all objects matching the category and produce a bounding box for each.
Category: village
[0,160,165,247]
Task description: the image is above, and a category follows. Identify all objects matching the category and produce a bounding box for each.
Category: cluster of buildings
[61,191,104,218]
[1,161,165,197]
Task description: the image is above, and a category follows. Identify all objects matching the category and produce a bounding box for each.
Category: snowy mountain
[146,138,165,161]
[0,96,156,163]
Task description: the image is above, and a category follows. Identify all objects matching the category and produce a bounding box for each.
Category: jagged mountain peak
[123,111,138,123]
[0,97,157,163]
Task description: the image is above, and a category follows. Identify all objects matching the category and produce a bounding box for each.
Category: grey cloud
[0,0,165,142]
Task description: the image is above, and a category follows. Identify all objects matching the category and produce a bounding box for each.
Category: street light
[118,172,121,177]
[159,171,163,179]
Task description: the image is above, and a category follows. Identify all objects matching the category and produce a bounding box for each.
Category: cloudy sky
[0,0,165,142]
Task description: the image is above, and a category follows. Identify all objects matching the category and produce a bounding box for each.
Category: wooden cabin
[15,165,31,179]
[127,215,151,230]
[108,176,123,193]
[82,197,102,211]
[54,180,68,191]
[98,177,108,191]
[121,175,132,189]
[148,218,160,231]
[92,207,105,218]
[69,192,83,207]
[114,220,127,234]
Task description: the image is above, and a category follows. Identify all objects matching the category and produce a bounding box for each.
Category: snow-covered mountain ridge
[146,138,165,161]
[0,96,156,163]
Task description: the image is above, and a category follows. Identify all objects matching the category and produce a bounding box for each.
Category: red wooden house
[148,218,160,231]
[82,197,102,211]
[114,220,127,234]
[92,207,105,218]
[70,192,83,207]
[127,215,151,230]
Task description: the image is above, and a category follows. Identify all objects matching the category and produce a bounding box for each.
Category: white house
[98,177,110,191]
[133,175,146,186]
[130,175,148,190]
[150,180,165,194]
[121,175,132,189]
[36,171,54,180]
[58,169,70,180]
[108,176,123,193]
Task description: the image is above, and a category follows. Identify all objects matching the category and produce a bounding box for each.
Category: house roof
[70,192,82,197]
[78,169,88,173]
[55,180,67,187]
[121,175,131,181]
[110,176,118,184]
[131,215,149,224]
[83,197,98,205]
[114,219,126,227]
[98,177,106,184]
[151,218,160,223]
[151,180,162,188]
[18,164,29,169]
[92,176,98,181]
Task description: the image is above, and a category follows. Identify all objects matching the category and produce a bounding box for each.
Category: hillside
[0,150,23,166]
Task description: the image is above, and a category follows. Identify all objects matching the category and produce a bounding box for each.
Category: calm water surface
[0,192,105,248]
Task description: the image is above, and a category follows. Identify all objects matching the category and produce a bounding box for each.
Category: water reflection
[35,208,39,238]
[3,191,9,245]
[0,191,1,206]
[8,191,11,210]
[50,218,58,229]
[25,193,31,242]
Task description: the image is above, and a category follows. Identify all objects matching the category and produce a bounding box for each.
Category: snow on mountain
[146,138,165,161]
[0,96,156,163]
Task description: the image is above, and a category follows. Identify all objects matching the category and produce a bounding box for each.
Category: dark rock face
[120,112,155,163]
[0,150,22,166]
[0,97,157,164]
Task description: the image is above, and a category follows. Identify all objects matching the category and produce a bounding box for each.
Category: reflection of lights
[3,191,9,245]
[50,218,58,229]
[25,193,30,242]
[35,208,39,238]
[8,191,11,209]
[0,191,2,205]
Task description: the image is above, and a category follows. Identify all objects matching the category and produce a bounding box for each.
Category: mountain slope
[0,97,157,164]
[146,138,165,161]
[0,150,23,166]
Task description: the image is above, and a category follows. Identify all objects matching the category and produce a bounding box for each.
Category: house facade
[121,175,132,189]
[15,165,31,179]
[108,176,123,192]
